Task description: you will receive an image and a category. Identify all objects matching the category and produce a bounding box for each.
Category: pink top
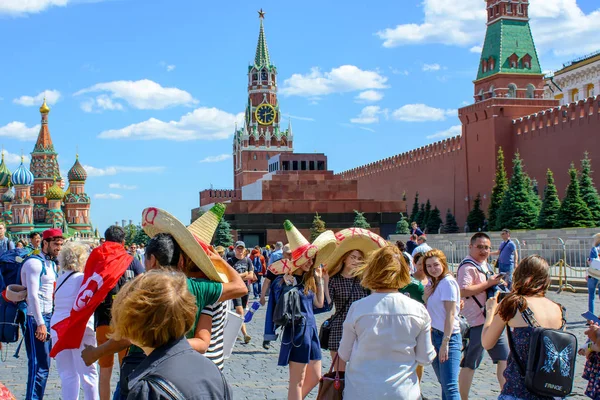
[456,256,490,327]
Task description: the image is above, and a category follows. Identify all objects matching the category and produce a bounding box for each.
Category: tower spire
[34,99,55,153]
[254,9,271,68]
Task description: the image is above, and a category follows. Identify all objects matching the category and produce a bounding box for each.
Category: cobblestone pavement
[0,291,594,399]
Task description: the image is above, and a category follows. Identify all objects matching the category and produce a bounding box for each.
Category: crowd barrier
[425,236,593,294]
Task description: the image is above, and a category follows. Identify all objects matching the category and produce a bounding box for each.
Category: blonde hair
[594,233,600,247]
[110,270,197,349]
[57,242,90,272]
[356,245,410,291]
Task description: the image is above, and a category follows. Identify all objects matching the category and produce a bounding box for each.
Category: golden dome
[40,98,50,114]
[46,180,65,200]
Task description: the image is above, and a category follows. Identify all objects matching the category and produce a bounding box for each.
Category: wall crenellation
[337,135,463,180]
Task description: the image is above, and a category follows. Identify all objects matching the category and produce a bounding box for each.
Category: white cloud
[108,183,137,190]
[166,65,176,72]
[1,150,30,165]
[359,127,376,133]
[351,106,386,124]
[422,63,441,71]
[0,0,68,15]
[199,154,232,163]
[284,114,315,122]
[355,90,384,103]
[376,0,600,56]
[390,67,410,75]
[81,94,124,113]
[94,193,123,200]
[98,107,244,141]
[83,165,165,177]
[470,46,483,54]
[280,65,388,97]
[75,79,197,110]
[392,104,456,122]
[426,125,462,139]
[13,90,61,107]
[0,122,40,141]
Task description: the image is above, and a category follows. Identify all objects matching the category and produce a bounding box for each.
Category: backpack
[507,305,577,398]
[273,279,305,328]
[252,256,265,276]
[0,249,45,346]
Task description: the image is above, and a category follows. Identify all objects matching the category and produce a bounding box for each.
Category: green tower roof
[254,10,271,69]
[476,19,542,81]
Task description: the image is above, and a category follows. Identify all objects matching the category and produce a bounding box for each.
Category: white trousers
[53,330,100,400]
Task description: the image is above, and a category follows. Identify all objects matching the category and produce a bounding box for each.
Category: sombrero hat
[142,203,228,283]
[323,228,387,277]
[269,220,336,275]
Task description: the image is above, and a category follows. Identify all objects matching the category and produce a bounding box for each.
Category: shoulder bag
[316,354,345,400]
[319,278,358,350]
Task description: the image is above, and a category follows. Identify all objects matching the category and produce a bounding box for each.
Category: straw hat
[323,228,387,277]
[268,220,336,275]
[142,203,229,283]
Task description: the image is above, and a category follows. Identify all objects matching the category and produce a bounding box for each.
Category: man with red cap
[20,228,64,400]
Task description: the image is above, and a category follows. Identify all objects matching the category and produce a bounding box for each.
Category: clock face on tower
[255,104,275,125]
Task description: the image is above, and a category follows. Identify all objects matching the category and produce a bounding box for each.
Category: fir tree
[310,213,327,242]
[526,176,542,214]
[214,218,234,247]
[353,210,371,229]
[556,164,595,228]
[133,224,150,246]
[124,223,138,246]
[579,152,600,226]
[442,209,459,233]
[410,192,420,223]
[426,206,443,234]
[537,169,561,229]
[497,152,539,230]
[396,214,410,234]
[488,147,509,231]
[415,203,425,228]
[423,200,432,231]
[467,193,486,232]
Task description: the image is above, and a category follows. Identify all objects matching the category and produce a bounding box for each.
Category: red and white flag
[50,242,132,357]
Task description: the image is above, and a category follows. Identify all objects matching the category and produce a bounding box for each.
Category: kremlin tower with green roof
[0,99,95,239]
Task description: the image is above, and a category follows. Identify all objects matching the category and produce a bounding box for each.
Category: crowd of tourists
[0,215,600,399]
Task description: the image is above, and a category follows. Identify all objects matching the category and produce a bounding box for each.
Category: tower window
[507,4,512,13]
[261,70,268,81]
[252,73,258,81]
[517,4,523,14]
[508,84,517,98]
[253,154,257,160]
[526,84,535,99]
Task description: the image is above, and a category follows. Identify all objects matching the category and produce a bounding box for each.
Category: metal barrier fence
[425,235,594,293]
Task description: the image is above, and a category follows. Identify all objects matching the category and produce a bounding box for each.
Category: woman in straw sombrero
[321,227,386,372]
[268,220,336,400]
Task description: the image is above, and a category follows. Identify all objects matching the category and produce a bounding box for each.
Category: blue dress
[277,279,322,366]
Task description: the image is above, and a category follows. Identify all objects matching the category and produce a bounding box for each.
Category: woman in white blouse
[422,249,462,400]
[50,242,99,400]
[338,245,436,400]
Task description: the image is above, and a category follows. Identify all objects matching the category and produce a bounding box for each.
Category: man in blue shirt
[491,229,518,288]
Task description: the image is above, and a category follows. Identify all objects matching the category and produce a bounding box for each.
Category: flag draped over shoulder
[50,241,133,358]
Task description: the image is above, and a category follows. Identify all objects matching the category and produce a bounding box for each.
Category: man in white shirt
[21,228,64,400]
[411,235,432,257]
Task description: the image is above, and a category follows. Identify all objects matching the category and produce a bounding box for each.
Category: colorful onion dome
[68,155,87,181]
[46,180,65,200]
[11,157,34,186]
[40,98,50,114]
[2,189,14,202]
[0,153,11,187]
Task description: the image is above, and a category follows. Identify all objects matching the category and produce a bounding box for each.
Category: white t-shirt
[426,275,461,333]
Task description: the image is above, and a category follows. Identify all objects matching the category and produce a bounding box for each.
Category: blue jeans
[253,275,262,298]
[24,314,52,400]
[588,276,600,315]
[431,329,461,400]
[498,262,514,289]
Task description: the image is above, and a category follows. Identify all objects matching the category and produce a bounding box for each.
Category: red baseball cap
[42,228,64,241]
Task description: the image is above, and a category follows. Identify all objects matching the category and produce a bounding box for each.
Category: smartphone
[582,311,600,325]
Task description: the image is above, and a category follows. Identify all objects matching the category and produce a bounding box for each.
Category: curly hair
[57,242,90,272]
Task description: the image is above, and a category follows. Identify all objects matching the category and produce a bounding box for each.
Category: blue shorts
[278,324,321,366]
[461,324,509,370]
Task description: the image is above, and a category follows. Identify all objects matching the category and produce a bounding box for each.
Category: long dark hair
[497,255,551,321]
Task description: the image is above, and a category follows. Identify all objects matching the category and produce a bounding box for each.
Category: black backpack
[507,305,577,398]
[273,282,305,328]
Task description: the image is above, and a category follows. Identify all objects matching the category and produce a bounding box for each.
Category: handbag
[588,259,600,279]
[316,354,345,400]
[319,279,358,350]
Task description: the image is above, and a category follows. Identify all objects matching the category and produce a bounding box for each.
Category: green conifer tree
[133,224,150,246]
[526,176,542,214]
[579,152,600,226]
[353,210,371,229]
[423,200,432,231]
[556,164,595,228]
[497,152,539,230]
[442,209,459,233]
[536,169,561,229]
[426,206,443,234]
[467,193,486,232]
[214,218,234,247]
[310,213,327,242]
[488,147,508,231]
[396,214,410,234]
[124,223,138,246]
[415,203,425,228]
[410,192,420,223]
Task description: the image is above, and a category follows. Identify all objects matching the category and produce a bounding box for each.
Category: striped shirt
[201,301,227,370]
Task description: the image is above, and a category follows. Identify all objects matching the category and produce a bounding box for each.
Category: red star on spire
[258,8,265,19]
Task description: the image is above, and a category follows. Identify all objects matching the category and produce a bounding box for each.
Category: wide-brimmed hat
[268,220,336,275]
[323,228,387,277]
[142,204,229,283]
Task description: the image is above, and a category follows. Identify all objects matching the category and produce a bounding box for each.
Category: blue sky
[1,0,598,234]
